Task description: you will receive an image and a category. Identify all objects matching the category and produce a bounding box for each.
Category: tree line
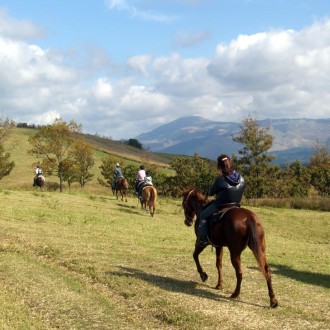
[0,115,329,199]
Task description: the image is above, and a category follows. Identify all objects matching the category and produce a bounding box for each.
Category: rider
[33,165,43,186]
[144,170,153,186]
[196,154,245,247]
[135,165,146,196]
[112,163,123,189]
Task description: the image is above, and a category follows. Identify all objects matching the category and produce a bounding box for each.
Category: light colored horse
[140,186,157,217]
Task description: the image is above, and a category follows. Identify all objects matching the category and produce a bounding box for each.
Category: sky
[0,0,330,140]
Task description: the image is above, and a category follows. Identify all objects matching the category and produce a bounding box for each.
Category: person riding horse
[197,154,245,247]
[33,165,43,186]
[137,170,153,198]
[135,165,146,197]
[112,163,124,190]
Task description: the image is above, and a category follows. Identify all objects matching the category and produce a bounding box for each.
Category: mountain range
[137,116,330,165]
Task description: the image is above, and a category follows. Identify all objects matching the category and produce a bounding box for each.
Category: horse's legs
[193,245,208,282]
[148,200,154,217]
[263,261,278,308]
[229,252,242,298]
[215,246,224,290]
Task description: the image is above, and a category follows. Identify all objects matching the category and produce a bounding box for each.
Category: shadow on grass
[269,263,330,289]
[106,266,269,308]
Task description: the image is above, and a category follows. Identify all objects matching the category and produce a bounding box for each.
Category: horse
[181,188,278,308]
[140,186,157,217]
[34,175,45,191]
[112,178,129,202]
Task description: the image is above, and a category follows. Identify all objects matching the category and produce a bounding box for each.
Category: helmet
[116,163,120,167]
[140,165,145,170]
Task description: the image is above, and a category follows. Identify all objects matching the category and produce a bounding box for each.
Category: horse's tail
[124,179,129,191]
[148,187,157,216]
[247,215,266,276]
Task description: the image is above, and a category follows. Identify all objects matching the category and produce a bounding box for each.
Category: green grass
[0,188,329,329]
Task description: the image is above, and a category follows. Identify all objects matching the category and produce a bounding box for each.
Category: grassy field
[0,187,329,329]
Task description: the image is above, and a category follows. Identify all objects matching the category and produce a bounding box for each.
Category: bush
[245,197,330,211]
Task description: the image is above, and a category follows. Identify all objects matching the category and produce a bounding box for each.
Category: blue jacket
[113,167,123,179]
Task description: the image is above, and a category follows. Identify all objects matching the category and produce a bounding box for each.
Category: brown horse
[182,188,278,308]
[140,186,157,217]
[113,178,129,202]
[34,175,45,191]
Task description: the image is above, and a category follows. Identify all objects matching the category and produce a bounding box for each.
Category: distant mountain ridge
[137,116,330,165]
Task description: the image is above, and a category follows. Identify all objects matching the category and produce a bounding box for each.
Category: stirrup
[197,236,209,247]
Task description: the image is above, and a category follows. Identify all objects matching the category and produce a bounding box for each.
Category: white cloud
[0,9,330,139]
[0,8,44,40]
[104,0,177,22]
[173,30,212,48]
[92,78,113,102]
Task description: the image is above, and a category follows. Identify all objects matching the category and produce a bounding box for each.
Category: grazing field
[0,188,329,329]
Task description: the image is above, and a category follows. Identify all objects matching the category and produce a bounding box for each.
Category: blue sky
[0,0,330,139]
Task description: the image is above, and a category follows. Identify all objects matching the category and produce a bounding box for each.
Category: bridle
[183,189,204,226]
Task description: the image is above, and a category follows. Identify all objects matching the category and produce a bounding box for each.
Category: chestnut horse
[181,188,278,308]
[140,186,157,217]
[113,178,129,202]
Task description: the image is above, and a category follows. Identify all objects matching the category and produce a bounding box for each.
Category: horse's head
[181,188,206,227]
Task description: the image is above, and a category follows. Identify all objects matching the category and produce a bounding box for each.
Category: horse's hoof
[200,272,208,282]
[270,300,279,308]
[215,284,223,290]
[230,292,239,299]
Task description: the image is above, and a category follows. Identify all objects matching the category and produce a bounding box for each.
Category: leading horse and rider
[112,163,124,190]
[33,165,45,188]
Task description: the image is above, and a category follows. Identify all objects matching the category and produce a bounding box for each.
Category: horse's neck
[193,197,206,212]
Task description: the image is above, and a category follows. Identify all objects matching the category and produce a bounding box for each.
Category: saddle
[115,176,124,182]
[139,183,152,195]
[210,203,241,224]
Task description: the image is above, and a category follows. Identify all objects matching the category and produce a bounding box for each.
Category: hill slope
[0,128,170,190]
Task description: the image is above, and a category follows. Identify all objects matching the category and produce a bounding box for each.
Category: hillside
[0,128,171,190]
[137,116,330,165]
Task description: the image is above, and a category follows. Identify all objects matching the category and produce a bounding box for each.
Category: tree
[284,160,311,197]
[0,143,15,180]
[232,114,275,199]
[28,118,82,192]
[0,116,15,181]
[69,140,94,188]
[126,138,143,149]
[98,155,117,188]
[169,154,216,196]
[308,141,330,197]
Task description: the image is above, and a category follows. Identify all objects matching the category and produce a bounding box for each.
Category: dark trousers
[197,202,219,239]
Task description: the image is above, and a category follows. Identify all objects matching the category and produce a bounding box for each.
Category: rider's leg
[197,202,219,247]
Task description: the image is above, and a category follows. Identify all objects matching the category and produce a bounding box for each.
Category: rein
[183,189,205,224]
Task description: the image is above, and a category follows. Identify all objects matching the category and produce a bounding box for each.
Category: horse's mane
[181,188,207,204]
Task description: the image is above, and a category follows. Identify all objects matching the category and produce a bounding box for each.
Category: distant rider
[33,165,43,186]
[135,165,146,196]
[112,163,123,189]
